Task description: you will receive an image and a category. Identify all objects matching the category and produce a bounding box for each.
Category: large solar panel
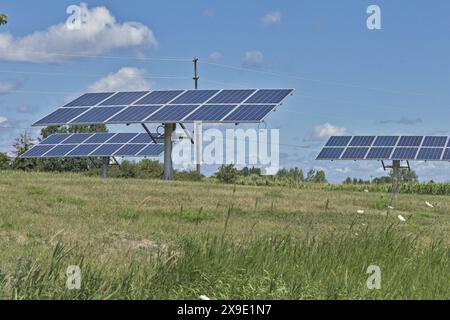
[317,136,450,161]
[20,133,164,158]
[32,89,294,125]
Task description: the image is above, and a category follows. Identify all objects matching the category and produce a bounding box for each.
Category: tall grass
[2,225,450,299]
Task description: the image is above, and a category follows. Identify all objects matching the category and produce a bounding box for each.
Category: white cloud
[261,11,281,26]
[307,123,348,141]
[88,67,152,92]
[242,51,264,67]
[0,116,8,126]
[202,8,215,17]
[0,3,157,63]
[0,81,18,94]
[208,51,222,62]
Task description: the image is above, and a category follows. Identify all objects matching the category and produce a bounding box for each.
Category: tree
[389,169,418,183]
[0,14,7,25]
[12,131,36,170]
[276,167,304,181]
[216,164,238,184]
[0,152,10,169]
[306,169,327,183]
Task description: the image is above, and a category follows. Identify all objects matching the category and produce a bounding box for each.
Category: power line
[202,61,447,99]
[17,52,192,62]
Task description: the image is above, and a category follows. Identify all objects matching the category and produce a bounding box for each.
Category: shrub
[216,164,238,184]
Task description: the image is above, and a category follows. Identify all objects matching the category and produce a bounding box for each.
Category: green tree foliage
[276,167,304,181]
[305,169,327,183]
[0,14,7,25]
[12,131,36,170]
[240,166,261,177]
[0,152,10,169]
[216,164,238,184]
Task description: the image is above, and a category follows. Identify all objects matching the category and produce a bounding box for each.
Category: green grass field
[1,170,450,299]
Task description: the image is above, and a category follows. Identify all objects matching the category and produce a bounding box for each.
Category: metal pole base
[163,123,174,180]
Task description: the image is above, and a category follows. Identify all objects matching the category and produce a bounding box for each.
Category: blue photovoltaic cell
[129,133,164,143]
[64,92,114,107]
[146,105,199,121]
[84,133,116,143]
[170,90,219,104]
[44,144,77,157]
[417,148,443,160]
[100,91,149,106]
[109,105,162,122]
[398,136,423,147]
[366,147,393,159]
[443,149,450,160]
[61,133,93,144]
[67,144,101,157]
[349,136,375,147]
[316,148,345,159]
[107,133,138,143]
[224,105,275,122]
[422,136,448,147]
[90,144,124,156]
[245,89,293,104]
[373,136,399,146]
[114,144,147,156]
[341,147,369,159]
[134,90,184,105]
[137,144,164,156]
[185,105,236,121]
[325,136,352,147]
[70,107,124,124]
[40,134,72,144]
[391,147,418,159]
[21,145,55,157]
[34,108,89,125]
[208,90,255,104]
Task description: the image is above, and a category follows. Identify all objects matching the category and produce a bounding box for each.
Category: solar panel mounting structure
[316,135,450,193]
[31,88,294,179]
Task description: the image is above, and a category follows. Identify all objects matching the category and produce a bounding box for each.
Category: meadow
[1,170,450,299]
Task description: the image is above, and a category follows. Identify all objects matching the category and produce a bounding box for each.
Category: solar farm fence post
[163,123,175,180]
[102,157,109,178]
[392,160,400,194]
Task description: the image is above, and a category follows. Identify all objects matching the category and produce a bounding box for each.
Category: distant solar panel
[325,136,352,147]
[416,148,443,160]
[398,136,423,147]
[317,136,450,162]
[134,90,184,105]
[100,91,149,106]
[349,136,375,147]
[245,89,293,104]
[20,133,164,158]
[366,147,393,159]
[422,136,447,147]
[391,147,418,160]
[33,89,294,125]
[373,136,399,147]
[224,105,276,122]
[170,90,219,104]
[341,147,369,159]
[185,105,236,121]
[64,92,114,107]
[208,90,255,104]
[316,147,345,160]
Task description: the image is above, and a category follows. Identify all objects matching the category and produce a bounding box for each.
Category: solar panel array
[33,89,294,126]
[317,136,450,161]
[20,133,164,158]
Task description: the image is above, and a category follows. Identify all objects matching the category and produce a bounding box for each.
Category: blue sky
[1,1,450,182]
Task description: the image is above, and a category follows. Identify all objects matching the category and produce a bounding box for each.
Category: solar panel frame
[366,147,394,159]
[341,147,369,160]
[373,136,399,147]
[391,147,419,160]
[32,89,295,125]
[397,136,423,147]
[422,136,448,147]
[416,148,444,161]
[316,147,345,160]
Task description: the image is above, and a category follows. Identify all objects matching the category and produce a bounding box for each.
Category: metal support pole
[163,123,174,180]
[193,57,201,174]
[102,157,109,179]
[392,160,400,194]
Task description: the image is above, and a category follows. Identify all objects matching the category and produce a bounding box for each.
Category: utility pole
[193,57,201,175]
